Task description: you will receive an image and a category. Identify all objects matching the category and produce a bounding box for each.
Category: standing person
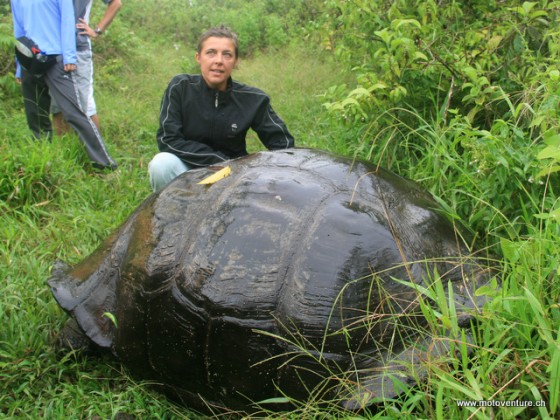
[11,0,117,171]
[51,0,123,135]
[148,25,294,191]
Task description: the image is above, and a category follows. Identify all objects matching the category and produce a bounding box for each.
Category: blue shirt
[11,0,77,77]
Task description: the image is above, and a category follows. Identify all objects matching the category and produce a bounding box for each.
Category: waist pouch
[15,36,57,76]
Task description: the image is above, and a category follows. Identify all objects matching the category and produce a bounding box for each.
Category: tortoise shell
[49,148,489,411]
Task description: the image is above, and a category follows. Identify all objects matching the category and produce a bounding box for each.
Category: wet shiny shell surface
[49,148,484,410]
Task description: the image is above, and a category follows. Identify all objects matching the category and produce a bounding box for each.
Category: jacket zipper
[211,92,219,142]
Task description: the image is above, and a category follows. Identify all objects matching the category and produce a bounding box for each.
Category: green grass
[1,2,560,418]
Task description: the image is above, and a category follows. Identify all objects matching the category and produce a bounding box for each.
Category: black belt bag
[15,36,57,76]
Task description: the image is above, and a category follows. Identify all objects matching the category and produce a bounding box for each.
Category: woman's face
[196,36,238,91]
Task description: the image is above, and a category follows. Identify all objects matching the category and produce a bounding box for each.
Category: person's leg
[20,68,52,139]
[52,112,71,135]
[50,49,98,135]
[148,152,189,191]
[44,60,116,170]
[90,114,100,130]
[81,48,98,129]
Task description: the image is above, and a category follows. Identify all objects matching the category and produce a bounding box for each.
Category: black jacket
[156,74,295,167]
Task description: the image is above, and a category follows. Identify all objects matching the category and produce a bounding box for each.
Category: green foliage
[0,15,19,105]
[363,110,547,243]
[314,2,560,417]
[1,138,75,209]
[321,0,560,128]
[114,0,322,56]
[320,0,560,246]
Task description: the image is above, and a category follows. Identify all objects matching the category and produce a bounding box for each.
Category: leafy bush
[0,10,19,106]
[114,0,320,55]
[321,0,559,127]
[315,5,560,415]
[320,0,560,245]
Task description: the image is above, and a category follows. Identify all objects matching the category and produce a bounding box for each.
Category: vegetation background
[1,0,559,418]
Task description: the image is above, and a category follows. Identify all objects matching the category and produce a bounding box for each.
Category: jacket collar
[199,75,233,103]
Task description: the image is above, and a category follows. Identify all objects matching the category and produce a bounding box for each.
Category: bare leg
[53,112,71,136]
[90,114,100,130]
[53,112,100,136]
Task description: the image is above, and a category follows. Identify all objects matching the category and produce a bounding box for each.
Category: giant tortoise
[48,148,492,412]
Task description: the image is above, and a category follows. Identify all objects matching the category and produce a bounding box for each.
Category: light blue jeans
[148,152,189,191]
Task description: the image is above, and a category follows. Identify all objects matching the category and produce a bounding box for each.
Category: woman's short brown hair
[197,25,239,58]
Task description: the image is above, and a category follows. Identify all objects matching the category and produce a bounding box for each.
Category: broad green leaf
[487,35,503,50]
[537,145,560,160]
[536,164,560,178]
[534,207,560,221]
[394,18,422,30]
[543,133,560,146]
